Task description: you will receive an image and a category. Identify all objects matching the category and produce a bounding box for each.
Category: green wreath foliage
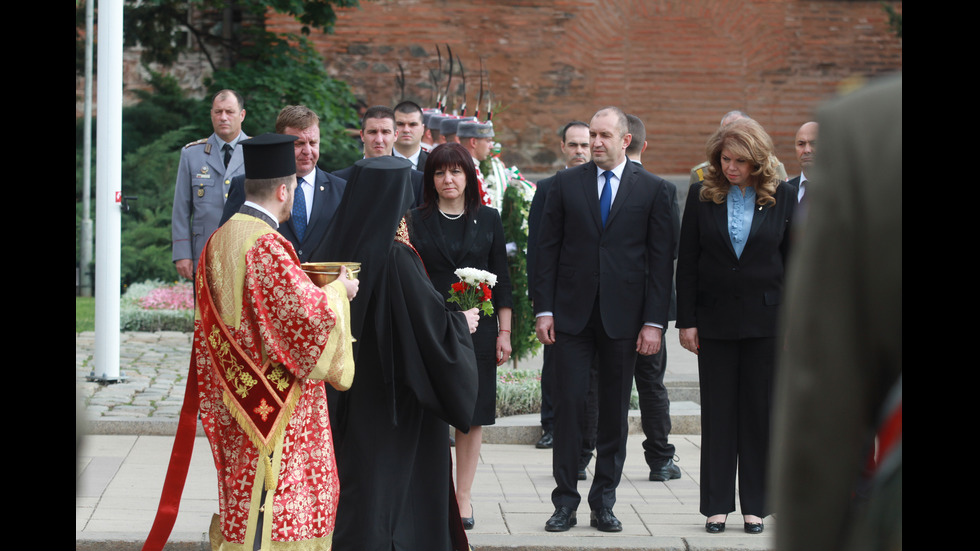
[501,184,540,363]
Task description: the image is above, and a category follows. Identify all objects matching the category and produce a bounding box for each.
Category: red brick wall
[269,0,902,175]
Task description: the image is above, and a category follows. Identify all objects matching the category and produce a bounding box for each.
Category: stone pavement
[77,328,777,550]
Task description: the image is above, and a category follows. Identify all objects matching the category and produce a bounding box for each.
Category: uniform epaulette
[183,137,209,149]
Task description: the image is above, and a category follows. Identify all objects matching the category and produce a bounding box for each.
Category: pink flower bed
[139,283,194,310]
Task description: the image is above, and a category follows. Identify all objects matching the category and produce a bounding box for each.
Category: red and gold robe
[195,213,353,550]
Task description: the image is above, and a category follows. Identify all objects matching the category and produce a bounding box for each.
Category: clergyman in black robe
[314,156,478,551]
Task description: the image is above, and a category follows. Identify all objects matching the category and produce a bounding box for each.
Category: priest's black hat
[241,133,298,179]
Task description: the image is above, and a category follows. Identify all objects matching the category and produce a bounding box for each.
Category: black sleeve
[219,175,246,226]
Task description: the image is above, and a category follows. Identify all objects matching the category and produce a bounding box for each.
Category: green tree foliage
[122,0,357,71]
[77,1,362,289]
[209,32,360,170]
[120,126,200,286]
[122,71,210,155]
[882,2,902,38]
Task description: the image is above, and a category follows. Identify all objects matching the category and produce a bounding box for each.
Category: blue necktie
[600,170,612,227]
[292,179,308,241]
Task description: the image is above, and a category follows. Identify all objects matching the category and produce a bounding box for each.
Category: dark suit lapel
[747,199,770,243]
[302,169,327,244]
[454,210,480,266]
[605,161,636,228]
[422,209,457,267]
[579,163,602,231]
[711,200,739,259]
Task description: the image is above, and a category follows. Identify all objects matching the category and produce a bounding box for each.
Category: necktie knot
[600,171,613,227]
[291,180,308,241]
[222,143,233,168]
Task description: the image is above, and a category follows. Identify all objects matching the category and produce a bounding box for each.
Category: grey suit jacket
[171,132,247,267]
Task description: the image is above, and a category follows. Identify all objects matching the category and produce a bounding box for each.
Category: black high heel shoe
[461,504,474,530]
[705,520,726,533]
[744,521,764,534]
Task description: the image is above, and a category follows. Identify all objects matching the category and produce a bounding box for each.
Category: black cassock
[313,157,478,551]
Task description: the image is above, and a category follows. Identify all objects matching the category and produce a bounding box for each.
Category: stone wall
[267,0,902,175]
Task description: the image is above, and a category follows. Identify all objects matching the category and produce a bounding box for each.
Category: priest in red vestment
[195,133,357,550]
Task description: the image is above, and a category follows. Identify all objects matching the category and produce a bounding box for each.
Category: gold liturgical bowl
[301,262,361,287]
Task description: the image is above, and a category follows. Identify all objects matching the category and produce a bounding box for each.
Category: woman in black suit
[676,118,795,535]
[407,143,513,530]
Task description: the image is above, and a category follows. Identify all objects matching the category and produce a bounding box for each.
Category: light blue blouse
[727,186,756,258]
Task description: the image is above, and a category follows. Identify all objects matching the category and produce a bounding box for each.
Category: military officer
[171,89,248,279]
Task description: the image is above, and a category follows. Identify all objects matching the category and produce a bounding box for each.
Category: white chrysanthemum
[454,267,497,287]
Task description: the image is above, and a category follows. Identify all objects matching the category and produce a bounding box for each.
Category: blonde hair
[701,118,779,207]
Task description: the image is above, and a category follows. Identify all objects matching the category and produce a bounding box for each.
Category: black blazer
[407,205,513,312]
[533,160,676,339]
[675,181,796,339]
[219,167,347,263]
[525,173,556,299]
[334,164,425,208]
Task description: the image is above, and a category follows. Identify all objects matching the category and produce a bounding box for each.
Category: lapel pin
[319,186,324,191]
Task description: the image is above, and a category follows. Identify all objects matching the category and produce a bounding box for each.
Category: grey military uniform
[171,132,247,270]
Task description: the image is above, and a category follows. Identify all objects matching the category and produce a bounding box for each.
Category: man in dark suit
[527,121,598,475]
[624,114,682,482]
[220,105,346,263]
[333,106,425,207]
[534,107,676,532]
[393,101,428,171]
[786,121,818,216]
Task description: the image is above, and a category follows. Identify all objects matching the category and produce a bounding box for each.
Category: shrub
[494,368,640,417]
[120,280,194,332]
[496,369,542,417]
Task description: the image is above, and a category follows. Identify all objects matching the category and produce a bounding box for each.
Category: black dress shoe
[590,507,622,532]
[545,506,577,532]
[461,504,474,530]
[744,521,764,534]
[648,458,682,481]
[535,430,554,449]
[705,521,726,533]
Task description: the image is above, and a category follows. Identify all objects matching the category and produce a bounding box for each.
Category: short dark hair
[625,114,645,156]
[560,121,589,143]
[593,106,629,138]
[244,175,293,201]
[421,143,481,216]
[212,89,244,111]
[394,101,423,118]
[361,105,395,129]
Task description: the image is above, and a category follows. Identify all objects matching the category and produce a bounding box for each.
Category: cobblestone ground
[76,331,192,420]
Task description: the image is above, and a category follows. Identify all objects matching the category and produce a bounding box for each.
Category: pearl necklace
[439,209,464,220]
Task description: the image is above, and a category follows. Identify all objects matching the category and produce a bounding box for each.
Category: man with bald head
[534,106,675,533]
[788,121,819,207]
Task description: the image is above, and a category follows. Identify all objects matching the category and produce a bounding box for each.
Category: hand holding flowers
[447,268,497,317]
